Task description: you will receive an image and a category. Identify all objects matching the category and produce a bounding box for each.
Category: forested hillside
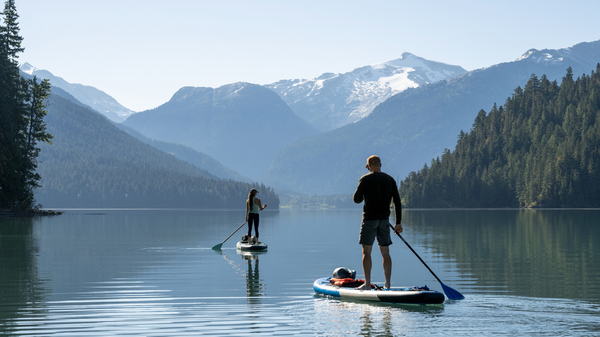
[116,124,249,182]
[400,66,600,208]
[36,93,279,209]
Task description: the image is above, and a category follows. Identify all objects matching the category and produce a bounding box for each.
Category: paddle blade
[441,282,465,300]
[211,243,223,250]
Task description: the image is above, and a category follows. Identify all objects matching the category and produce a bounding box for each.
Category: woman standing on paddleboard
[246,188,267,239]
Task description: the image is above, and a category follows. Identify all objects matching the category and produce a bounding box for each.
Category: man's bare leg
[356,245,373,290]
[380,245,392,289]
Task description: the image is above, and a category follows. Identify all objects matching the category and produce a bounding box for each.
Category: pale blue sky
[17,0,600,112]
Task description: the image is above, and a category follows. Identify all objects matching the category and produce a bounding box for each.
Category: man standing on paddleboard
[353,155,403,290]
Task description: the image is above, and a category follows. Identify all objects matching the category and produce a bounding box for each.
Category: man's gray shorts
[359,219,393,246]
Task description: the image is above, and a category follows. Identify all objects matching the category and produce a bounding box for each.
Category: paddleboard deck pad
[313,277,445,305]
[236,241,268,251]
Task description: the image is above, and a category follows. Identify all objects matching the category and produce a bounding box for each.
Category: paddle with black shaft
[212,221,247,250]
[390,224,465,300]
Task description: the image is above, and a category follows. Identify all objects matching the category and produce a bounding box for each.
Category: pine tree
[0,0,52,210]
[0,0,26,209]
[0,0,22,62]
[19,76,53,207]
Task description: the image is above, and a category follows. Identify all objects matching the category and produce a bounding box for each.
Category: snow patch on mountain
[378,69,416,90]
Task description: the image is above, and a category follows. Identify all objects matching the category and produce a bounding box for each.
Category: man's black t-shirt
[353,172,402,223]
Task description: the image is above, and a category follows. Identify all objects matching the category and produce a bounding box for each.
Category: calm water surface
[1,209,599,336]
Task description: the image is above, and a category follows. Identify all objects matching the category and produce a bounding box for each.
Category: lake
[1,208,599,336]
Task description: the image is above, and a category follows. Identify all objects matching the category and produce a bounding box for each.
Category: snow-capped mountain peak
[517,48,565,64]
[372,52,422,69]
[19,63,135,123]
[266,53,467,131]
[20,62,37,75]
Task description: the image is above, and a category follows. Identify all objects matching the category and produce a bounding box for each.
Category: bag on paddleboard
[330,267,379,289]
[332,267,356,279]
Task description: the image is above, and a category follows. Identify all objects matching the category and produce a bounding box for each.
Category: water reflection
[238,250,266,302]
[216,249,267,304]
[359,307,393,336]
[0,217,49,333]
[215,249,267,333]
[403,209,600,301]
[2,209,599,336]
[311,296,445,336]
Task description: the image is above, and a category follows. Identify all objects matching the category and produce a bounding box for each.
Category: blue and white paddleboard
[313,277,444,305]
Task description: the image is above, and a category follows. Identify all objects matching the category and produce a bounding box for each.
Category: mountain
[122,82,318,180]
[34,87,279,208]
[262,40,600,195]
[266,53,467,131]
[18,68,245,183]
[19,63,135,122]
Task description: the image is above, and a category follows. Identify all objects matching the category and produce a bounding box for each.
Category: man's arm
[392,190,401,223]
[353,177,365,204]
[391,178,403,232]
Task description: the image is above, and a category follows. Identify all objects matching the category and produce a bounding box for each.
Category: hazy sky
[17,0,600,112]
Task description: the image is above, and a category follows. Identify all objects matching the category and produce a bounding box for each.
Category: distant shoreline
[0,209,63,217]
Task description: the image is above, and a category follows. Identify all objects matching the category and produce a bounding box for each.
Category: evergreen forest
[0,0,52,211]
[400,66,600,208]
